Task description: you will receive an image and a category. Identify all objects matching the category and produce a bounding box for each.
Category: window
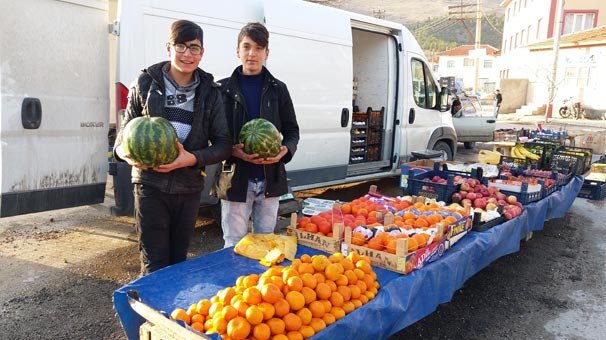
[563,12,596,35]
[411,59,438,109]
[484,60,493,68]
[527,25,531,44]
[503,40,508,53]
[515,33,519,48]
[509,36,513,51]
[564,66,594,88]
[463,58,474,67]
[447,60,455,68]
[521,29,525,46]
[507,8,510,21]
[537,18,542,39]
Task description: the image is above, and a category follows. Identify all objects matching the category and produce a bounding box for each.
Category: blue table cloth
[113,176,583,340]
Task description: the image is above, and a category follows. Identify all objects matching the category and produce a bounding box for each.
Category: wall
[499,78,528,114]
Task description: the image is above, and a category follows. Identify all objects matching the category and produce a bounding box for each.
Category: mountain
[308,0,504,53]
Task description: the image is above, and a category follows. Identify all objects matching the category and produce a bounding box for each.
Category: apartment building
[499,0,606,114]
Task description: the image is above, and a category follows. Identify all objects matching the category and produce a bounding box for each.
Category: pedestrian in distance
[217,22,300,248]
[495,89,503,115]
[113,20,232,275]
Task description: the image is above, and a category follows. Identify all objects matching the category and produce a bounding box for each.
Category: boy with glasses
[218,22,300,247]
[113,20,231,275]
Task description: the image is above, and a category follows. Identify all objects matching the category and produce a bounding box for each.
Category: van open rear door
[0,0,109,217]
[264,0,353,189]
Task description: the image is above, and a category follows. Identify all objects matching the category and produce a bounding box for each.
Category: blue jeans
[221,180,280,247]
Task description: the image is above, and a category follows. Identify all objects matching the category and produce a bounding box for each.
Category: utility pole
[546,0,565,122]
[474,0,482,94]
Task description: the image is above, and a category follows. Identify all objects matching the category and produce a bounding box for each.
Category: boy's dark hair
[238,22,269,47]
[169,20,204,45]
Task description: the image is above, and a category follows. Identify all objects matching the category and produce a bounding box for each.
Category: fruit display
[122,116,178,167]
[170,251,380,339]
[239,118,282,158]
[450,177,523,221]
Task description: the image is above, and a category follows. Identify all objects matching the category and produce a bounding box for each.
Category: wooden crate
[286,212,344,254]
[127,291,210,340]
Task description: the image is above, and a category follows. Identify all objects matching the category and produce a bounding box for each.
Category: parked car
[451,91,496,149]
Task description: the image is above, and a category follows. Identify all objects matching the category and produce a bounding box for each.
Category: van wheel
[464,142,476,149]
[433,141,453,160]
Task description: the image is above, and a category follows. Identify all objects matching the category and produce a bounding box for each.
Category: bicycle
[558,97,585,119]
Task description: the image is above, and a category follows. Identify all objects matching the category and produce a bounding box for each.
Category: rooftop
[437,44,500,57]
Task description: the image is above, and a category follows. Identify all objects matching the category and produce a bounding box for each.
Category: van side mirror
[439,87,451,112]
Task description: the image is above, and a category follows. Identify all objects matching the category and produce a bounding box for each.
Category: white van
[0,0,455,217]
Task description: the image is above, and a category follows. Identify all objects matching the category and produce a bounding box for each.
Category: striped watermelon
[239,118,282,158]
[122,116,178,167]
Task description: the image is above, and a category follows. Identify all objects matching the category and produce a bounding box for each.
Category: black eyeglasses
[173,43,203,55]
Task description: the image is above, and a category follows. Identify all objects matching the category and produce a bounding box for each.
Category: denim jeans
[221,179,280,247]
[134,184,201,275]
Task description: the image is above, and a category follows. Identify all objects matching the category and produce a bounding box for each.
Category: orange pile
[170,251,380,340]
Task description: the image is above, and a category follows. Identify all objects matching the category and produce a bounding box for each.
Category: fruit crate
[472,212,505,232]
[341,213,470,274]
[367,145,381,162]
[487,179,542,205]
[549,151,583,176]
[541,182,557,198]
[286,212,344,254]
[519,169,573,187]
[522,141,560,170]
[577,179,606,200]
[556,145,593,174]
[367,128,382,145]
[498,155,538,170]
[406,162,481,202]
[367,106,385,128]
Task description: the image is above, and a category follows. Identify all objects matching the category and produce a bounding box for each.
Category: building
[499,0,606,115]
[436,44,500,97]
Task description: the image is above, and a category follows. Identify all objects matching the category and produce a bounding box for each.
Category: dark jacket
[114,61,232,194]
[219,66,300,202]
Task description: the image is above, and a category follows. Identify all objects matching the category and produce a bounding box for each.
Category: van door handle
[487,119,496,123]
[341,108,349,127]
[408,108,415,124]
[22,98,42,129]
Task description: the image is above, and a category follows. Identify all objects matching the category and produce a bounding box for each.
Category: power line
[481,10,503,34]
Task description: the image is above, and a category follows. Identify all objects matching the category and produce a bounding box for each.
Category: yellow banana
[511,145,525,159]
[518,145,540,160]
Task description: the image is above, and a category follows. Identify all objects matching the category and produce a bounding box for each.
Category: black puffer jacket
[220,66,300,202]
[114,61,232,194]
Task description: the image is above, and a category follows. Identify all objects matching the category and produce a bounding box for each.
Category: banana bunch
[511,144,541,160]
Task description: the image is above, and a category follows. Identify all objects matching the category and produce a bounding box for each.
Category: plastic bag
[234,233,297,266]
[478,149,502,165]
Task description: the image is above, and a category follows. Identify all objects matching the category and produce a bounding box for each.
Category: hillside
[308,0,504,54]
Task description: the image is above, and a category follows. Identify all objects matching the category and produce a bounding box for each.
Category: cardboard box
[341,213,471,274]
[286,213,344,254]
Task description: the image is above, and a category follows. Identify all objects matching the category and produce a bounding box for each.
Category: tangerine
[227,316,251,340]
[285,291,305,311]
[267,317,286,335]
[253,323,271,340]
[283,313,302,332]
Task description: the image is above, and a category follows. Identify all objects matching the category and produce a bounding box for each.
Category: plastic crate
[472,213,505,232]
[519,169,572,187]
[487,179,542,205]
[499,155,538,170]
[522,141,560,170]
[367,145,381,161]
[556,145,593,174]
[549,151,583,175]
[578,179,606,200]
[542,182,557,197]
[407,163,464,202]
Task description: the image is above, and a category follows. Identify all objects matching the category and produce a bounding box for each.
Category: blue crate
[488,179,542,205]
[578,179,606,200]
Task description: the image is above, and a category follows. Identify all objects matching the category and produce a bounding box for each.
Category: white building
[436,44,500,97]
[499,0,606,115]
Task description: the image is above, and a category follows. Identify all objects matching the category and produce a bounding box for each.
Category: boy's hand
[154,140,197,173]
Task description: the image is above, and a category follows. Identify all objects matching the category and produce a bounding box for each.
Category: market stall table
[113,177,583,340]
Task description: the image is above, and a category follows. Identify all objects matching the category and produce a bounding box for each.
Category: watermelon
[239,118,282,158]
[122,116,178,167]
